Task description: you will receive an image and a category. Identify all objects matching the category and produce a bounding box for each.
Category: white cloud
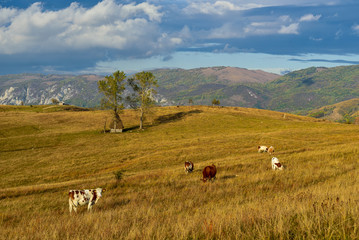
[0,7,18,25]
[0,0,174,55]
[309,37,323,41]
[352,24,359,34]
[278,23,299,34]
[299,14,321,22]
[206,13,301,39]
[207,23,244,38]
[244,22,279,35]
[184,1,264,15]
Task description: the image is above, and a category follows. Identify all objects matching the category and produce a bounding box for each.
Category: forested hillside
[265,66,359,114]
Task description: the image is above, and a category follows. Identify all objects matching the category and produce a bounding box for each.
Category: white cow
[271,157,283,170]
[68,188,105,213]
[258,145,268,153]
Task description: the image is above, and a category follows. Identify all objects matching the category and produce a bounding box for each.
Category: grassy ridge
[1,105,359,239]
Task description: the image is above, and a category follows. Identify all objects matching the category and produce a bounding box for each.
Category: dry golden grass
[1,105,359,239]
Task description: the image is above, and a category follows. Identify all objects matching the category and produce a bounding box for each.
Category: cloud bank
[0,0,358,74]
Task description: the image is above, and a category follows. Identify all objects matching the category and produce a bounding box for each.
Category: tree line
[97,70,158,131]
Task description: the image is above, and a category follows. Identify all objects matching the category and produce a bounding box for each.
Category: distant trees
[127,71,158,130]
[212,98,220,107]
[51,98,59,105]
[97,71,126,132]
[188,98,193,106]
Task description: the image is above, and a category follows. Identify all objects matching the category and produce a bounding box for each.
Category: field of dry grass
[1,105,359,239]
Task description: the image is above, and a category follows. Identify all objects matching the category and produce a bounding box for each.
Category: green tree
[127,71,158,130]
[212,98,220,107]
[97,70,126,131]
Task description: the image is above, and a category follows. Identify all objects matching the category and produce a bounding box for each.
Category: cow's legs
[69,199,77,213]
[69,199,72,213]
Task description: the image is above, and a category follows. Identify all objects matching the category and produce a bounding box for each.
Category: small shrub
[114,170,124,182]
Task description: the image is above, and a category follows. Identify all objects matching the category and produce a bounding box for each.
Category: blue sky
[0,0,358,75]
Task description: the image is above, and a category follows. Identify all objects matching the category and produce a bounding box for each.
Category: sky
[0,0,359,75]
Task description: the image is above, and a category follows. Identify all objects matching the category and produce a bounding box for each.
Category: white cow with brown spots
[271,157,283,170]
[68,188,105,213]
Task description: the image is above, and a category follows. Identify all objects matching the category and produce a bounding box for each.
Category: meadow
[1,105,359,239]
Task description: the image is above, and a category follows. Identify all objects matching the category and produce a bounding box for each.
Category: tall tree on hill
[97,70,126,131]
[127,71,158,130]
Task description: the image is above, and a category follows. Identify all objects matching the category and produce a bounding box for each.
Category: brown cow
[184,161,194,173]
[201,164,217,182]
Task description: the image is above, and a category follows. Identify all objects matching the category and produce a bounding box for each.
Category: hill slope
[308,98,359,123]
[1,105,359,239]
[265,65,359,113]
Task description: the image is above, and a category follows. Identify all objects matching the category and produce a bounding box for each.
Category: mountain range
[0,65,358,121]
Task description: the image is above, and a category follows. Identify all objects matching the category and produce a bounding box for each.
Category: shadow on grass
[123,126,140,132]
[154,109,203,125]
[105,109,203,132]
[221,175,238,180]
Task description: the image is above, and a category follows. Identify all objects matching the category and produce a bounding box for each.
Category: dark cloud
[289,58,359,65]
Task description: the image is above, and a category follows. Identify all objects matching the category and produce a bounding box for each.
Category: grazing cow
[271,157,283,170]
[184,161,194,173]
[258,145,268,153]
[68,188,105,213]
[268,146,275,155]
[202,164,217,182]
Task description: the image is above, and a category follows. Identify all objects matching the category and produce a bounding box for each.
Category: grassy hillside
[308,98,359,123]
[1,105,359,239]
[266,65,359,114]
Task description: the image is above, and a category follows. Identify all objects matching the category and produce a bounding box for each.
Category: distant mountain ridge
[0,65,359,116]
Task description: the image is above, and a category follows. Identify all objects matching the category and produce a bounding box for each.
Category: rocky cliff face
[0,84,79,105]
[0,73,173,107]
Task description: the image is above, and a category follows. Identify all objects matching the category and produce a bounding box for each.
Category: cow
[258,145,268,153]
[184,161,194,173]
[68,188,105,213]
[271,157,283,170]
[268,146,275,155]
[201,164,217,182]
